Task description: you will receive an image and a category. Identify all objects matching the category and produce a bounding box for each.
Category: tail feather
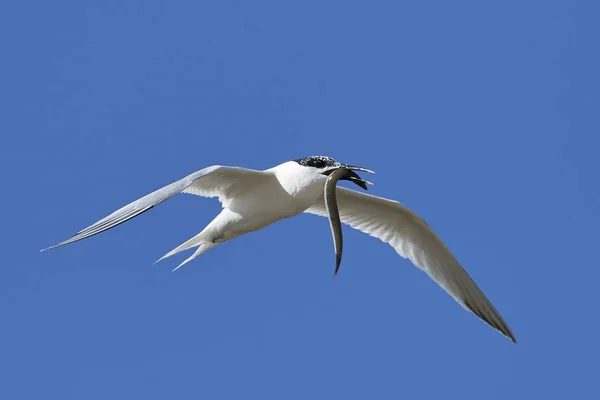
[154,231,208,264]
[172,242,218,271]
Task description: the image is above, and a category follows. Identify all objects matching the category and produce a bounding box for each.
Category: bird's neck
[269,161,325,201]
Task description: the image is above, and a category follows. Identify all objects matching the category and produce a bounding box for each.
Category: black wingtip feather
[463,298,517,343]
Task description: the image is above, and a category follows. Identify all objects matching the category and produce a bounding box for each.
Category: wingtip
[463,297,516,344]
[498,316,517,343]
[40,244,58,252]
[41,237,77,252]
[497,321,517,344]
[501,331,517,344]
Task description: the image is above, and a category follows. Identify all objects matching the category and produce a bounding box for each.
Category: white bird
[42,155,516,342]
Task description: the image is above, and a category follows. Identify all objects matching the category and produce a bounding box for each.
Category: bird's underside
[42,159,516,343]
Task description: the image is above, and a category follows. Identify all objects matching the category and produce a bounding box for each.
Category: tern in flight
[42,155,516,342]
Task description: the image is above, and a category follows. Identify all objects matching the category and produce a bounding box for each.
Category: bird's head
[293,156,374,190]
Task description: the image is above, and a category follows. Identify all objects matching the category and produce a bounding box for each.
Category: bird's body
[43,156,516,342]
[157,161,330,268]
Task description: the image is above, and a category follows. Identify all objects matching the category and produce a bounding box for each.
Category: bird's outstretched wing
[42,166,271,251]
[305,187,516,343]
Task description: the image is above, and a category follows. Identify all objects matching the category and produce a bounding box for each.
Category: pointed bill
[339,164,375,174]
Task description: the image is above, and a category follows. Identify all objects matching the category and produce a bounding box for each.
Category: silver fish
[324,168,373,277]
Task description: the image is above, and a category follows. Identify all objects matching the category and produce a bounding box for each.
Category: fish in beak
[322,165,375,277]
[321,164,374,190]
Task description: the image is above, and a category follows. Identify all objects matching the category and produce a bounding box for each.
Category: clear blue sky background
[2,1,599,399]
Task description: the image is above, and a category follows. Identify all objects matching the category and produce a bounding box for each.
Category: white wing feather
[305,187,516,342]
[42,166,270,251]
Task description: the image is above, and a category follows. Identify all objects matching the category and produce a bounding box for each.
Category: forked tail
[154,231,219,270]
[171,242,218,271]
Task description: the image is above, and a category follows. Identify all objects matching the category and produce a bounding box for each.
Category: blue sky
[2,1,599,398]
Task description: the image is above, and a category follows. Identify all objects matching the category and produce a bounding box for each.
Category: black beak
[321,164,374,190]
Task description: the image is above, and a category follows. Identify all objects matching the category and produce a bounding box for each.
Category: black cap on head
[294,156,374,191]
[293,156,339,169]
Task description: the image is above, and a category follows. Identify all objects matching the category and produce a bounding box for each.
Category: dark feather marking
[294,156,339,169]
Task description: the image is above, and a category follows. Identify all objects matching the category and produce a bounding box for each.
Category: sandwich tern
[42,155,516,342]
